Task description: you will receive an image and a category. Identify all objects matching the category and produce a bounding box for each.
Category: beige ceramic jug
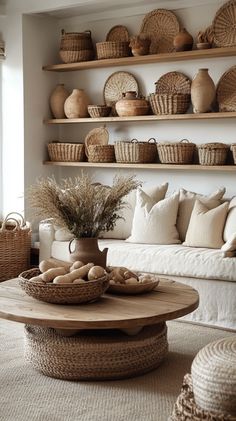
[191,69,215,113]
[64,88,90,118]
[49,84,69,119]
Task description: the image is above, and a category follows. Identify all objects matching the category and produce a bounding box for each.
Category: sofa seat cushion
[51,239,236,282]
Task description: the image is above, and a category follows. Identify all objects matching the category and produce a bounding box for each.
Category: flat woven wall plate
[155,71,191,94]
[216,65,236,111]
[213,0,236,47]
[103,71,139,113]
[85,126,109,156]
[140,9,180,54]
[106,25,129,42]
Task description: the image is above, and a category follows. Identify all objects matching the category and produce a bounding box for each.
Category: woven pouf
[24,322,168,381]
[169,373,236,421]
[191,337,236,416]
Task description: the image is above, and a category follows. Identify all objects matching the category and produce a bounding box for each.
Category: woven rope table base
[169,374,236,421]
[24,322,168,381]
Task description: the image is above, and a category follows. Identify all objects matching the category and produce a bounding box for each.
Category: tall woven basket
[0,213,31,282]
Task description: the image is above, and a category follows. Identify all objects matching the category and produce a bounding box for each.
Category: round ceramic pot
[115,91,150,117]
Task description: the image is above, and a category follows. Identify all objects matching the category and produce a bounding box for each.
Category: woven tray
[47,142,85,162]
[216,66,236,112]
[114,138,157,163]
[24,322,168,380]
[84,126,109,156]
[198,143,229,166]
[155,71,191,95]
[86,144,115,163]
[19,268,109,304]
[149,93,190,115]
[96,41,130,60]
[157,139,195,164]
[213,0,236,47]
[106,25,129,42]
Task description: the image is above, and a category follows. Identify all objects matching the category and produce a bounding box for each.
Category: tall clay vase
[191,69,215,113]
[64,88,90,118]
[69,237,108,268]
[49,84,69,118]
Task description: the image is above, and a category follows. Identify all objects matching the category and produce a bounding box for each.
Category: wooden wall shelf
[42,46,236,72]
[44,112,236,124]
[43,161,236,172]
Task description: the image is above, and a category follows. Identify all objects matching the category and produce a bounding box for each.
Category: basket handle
[179,139,190,143]
[131,138,139,143]
[69,238,75,254]
[1,217,20,232]
[4,212,26,228]
[147,138,157,144]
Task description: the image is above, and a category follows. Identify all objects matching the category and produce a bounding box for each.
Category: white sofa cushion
[127,189,180,244]
[177,187,226,241]
[184,200,229,249]
[223,196,236,242]
[101,182,168,240]
[221,232,236,253]
[50,239,236,282]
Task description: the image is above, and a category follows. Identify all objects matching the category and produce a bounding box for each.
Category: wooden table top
[0,278,199,329]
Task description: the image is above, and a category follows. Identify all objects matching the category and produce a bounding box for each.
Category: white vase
[64,88,90,118]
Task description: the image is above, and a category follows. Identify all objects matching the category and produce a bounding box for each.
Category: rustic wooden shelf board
[42,47,236,72]
[44,111,236,124]
[43,161,236,171]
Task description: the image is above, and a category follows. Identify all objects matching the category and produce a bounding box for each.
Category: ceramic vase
[64,88,90,118]
[49,84,69,119]
[69,237,108,268]
[115,91,150,116]
[173,28,193,52]
[191,69,215,113]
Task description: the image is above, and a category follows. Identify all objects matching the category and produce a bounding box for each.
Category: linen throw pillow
[223,196,236,242]
[184,199,229,249]
[177,187,226,241]
[127,189,180,244]
[221,232,236,253]
[101,182,169,240]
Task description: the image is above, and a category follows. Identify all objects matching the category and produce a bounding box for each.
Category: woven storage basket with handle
[198,143,229,165]
[157,139,195,164]
[114,138,157,163]
[0,213,31,282]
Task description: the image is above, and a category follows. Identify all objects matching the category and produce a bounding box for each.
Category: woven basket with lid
[157,139,195,164]
[114,138,157,163]
[198,143,229,165]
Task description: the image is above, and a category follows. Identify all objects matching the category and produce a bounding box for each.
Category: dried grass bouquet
[28,173,140,238]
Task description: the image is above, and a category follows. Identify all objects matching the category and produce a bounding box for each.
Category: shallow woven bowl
[88,105,111,118]
[19,268,109,304]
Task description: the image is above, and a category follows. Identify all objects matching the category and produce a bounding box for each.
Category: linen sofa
[39,184,236,331]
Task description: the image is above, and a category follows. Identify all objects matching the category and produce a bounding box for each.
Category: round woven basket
[24,322,168,380]
[96,41,131,59]
[197,143,229,166]
[47,142,85,162]
[191,337,236,416]
[149,93,190,115]
[170,373,236,421]
[157,140,195,164]
[87,144,115,163]
[114,138,157,163]
[59,49,94,63]
[19,268,109,304]
[87,105,111,118]
[60,30,93,50]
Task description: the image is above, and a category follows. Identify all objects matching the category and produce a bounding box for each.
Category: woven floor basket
[96,41,130,59]
[198,143,229,165]
[149,93,190,115]
[48,142,85,162]
[87,145,115,163]
[0,213,31,282]
[157,140,195,164]
[114,139,157,163]
[19,268,109,304]
[169,374,236,421]
[24,322,168,381]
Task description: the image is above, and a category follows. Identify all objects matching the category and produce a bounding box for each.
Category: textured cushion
[127,189,180,244]
[221,232,236,253]
[223,196,236,242]
[101,182,168,240]
[184,200,229,249]
[177,187,226,241]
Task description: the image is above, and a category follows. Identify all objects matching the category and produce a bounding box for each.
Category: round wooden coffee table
[0,278,198,381]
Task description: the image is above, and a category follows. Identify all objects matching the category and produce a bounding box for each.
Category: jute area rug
[0,319,233,421]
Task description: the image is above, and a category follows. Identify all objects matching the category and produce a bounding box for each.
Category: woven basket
[47,142,85,162]
[149,93,190,115]
[88,105,111,118]
[0,213,31,282]
[198,143,229,166]
[96,41,130,59]
[19,268,109,304]
[170,374,236,421]
[87,144,115,163]
[114,138,157,163]
[157,139,195,164]
[59,49,94,63]
[24,322,168,380]
[60,30,93,51]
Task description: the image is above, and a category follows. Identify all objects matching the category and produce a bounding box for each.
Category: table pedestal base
[24,322,168,381]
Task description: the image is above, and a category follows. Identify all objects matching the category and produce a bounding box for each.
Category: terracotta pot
[115,91,150,117]
[64,88,90,118]
[191,68,215,113]
[69,237,108,268]
[49,84,69,119]
[129,35,150,56]
[173,28,193,52]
